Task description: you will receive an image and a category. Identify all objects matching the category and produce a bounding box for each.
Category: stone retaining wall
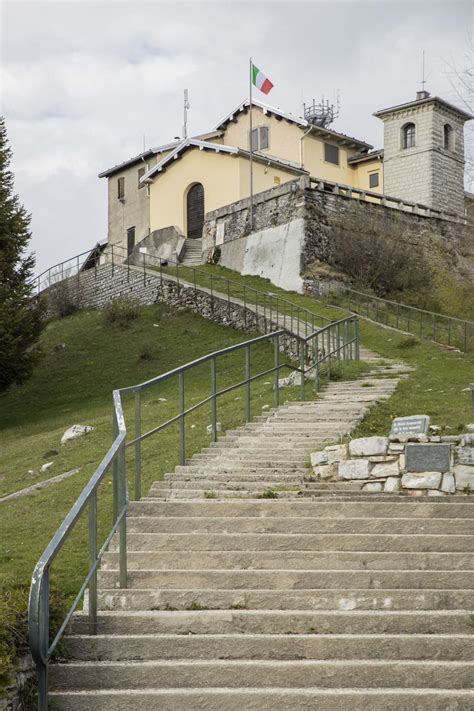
[311,433,474,495]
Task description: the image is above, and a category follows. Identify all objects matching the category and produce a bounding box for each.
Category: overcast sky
[1,0,472,274]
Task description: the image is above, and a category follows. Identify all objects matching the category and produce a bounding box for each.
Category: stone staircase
[47,359,474,710]
[180,238,203,266]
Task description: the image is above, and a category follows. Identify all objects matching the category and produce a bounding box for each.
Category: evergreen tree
[0,117,44,391]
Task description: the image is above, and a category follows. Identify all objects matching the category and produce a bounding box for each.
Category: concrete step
[71,609,474,636]
[125,515,474,535]
[49,658,474,691]
[101,550,474,571]
[97,568,474,590]
[63,632,474,661]
[126,499,474,519]
[47,687,474,711]
[95,588,474,612]
[111,532,474,553]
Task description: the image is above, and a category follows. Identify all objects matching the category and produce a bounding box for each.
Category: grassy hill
[0,302,300,693]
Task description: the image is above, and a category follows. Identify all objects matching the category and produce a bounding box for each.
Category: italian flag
[252,63,273,95]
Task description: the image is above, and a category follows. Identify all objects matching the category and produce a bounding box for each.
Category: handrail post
[134,390,142,500]
[179,371,186,465]
[300,342,305,400]
[119,442,127,589]
[88,490,98,635]
[245,346,251,421]
[327,327,331,379]
[464,322,468,352]
[143,254,146,286]
[210,275,214,313]
[243,286,247,330]
[176,260,180,296]
[315,333,320,393]
[355,318,360,360]
[336,322,341,366]
[37,571,49,711]
[211,357,217,441]
[274,335,280,408]
[111,245,114,277]
[112,412,119,521]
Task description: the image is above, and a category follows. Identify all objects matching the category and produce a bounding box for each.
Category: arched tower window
[443,124,453,150]
[402,123,416,149]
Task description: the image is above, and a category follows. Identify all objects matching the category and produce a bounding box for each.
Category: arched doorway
[186,183,204,239]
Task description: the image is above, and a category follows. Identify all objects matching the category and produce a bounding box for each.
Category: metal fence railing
[309,281,474,353]
[33,243,333,338]
[28,315,359,710]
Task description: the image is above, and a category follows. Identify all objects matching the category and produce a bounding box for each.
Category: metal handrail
[28,315,359,709]
[313,281,474,352]
[32,243,332,335]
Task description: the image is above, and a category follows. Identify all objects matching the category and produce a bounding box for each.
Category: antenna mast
[421,49,426,90]
[183,89,190,140]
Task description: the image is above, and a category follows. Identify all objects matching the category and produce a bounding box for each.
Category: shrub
[139,340,159,361]
[103,296,140,328]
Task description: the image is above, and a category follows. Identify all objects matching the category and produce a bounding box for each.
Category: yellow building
[141,98,383,239]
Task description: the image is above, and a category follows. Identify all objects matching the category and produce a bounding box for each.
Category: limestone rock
[466,424,474,433]
[461,434,474,447]
[401,472,442,490]
[368,455,398,463]
[384,477,401,493]
[454,465,474,491]
[40,461,54,473]
[338,459,371,480]
[370,460,399,479]
[61,425,94,445]
[206,422,222,434]
[349,436,388,458]
[388,443,405,453]
[310,451,328,467]
[362,481,383,492]
[323,444,347,464]
[441,472,455,494]
[314,463,337,479]
[427,489,446,496]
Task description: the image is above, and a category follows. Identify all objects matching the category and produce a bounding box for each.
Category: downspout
[299,125,313,169]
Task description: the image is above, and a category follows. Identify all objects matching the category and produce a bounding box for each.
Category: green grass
[169,263,474,434]
[0,303,303,692]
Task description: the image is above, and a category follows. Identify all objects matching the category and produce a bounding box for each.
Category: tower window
[324,143,340,165]
[402,123,416,149]
[443,124,453,150]
[369,172,379,188]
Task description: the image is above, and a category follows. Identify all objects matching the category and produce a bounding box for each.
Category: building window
[369,172,379,188]
[250,126,269,151]
[127,226,135,256]
[138,166,146,188]
[402,123,416,149]
[443,124,453,150]
[117,176,125,200]
[324,143,339,165]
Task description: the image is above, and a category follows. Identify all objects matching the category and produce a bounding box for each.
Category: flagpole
[249,56,254,231]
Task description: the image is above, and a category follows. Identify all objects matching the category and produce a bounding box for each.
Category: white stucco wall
[240,218,305,293]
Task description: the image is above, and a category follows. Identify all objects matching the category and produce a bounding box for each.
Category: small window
[324,143,339,165]
[402,123,416,149]
[250,126,269,151]
[127,227,135,256]
[138,166,146,188]
[117,176,125,200]
[369,172,379,188]
[443,124,453,150]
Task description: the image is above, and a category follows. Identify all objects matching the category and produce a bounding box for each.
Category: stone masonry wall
[43,264,305,363]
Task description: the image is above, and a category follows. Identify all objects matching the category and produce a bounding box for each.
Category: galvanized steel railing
[32,243,332,337]
[28,315,359,709]
[312,282,474,352]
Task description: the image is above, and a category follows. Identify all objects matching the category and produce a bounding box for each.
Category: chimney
[416,90,430,100]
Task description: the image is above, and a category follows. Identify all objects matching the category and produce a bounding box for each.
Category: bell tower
[374,91,472,216]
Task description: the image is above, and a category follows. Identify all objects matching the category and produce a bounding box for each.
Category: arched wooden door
[186,183,204,239]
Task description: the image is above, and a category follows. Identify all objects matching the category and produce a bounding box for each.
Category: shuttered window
[369,172,379,188]
[324,143,339,165]
[117,177,125,199]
